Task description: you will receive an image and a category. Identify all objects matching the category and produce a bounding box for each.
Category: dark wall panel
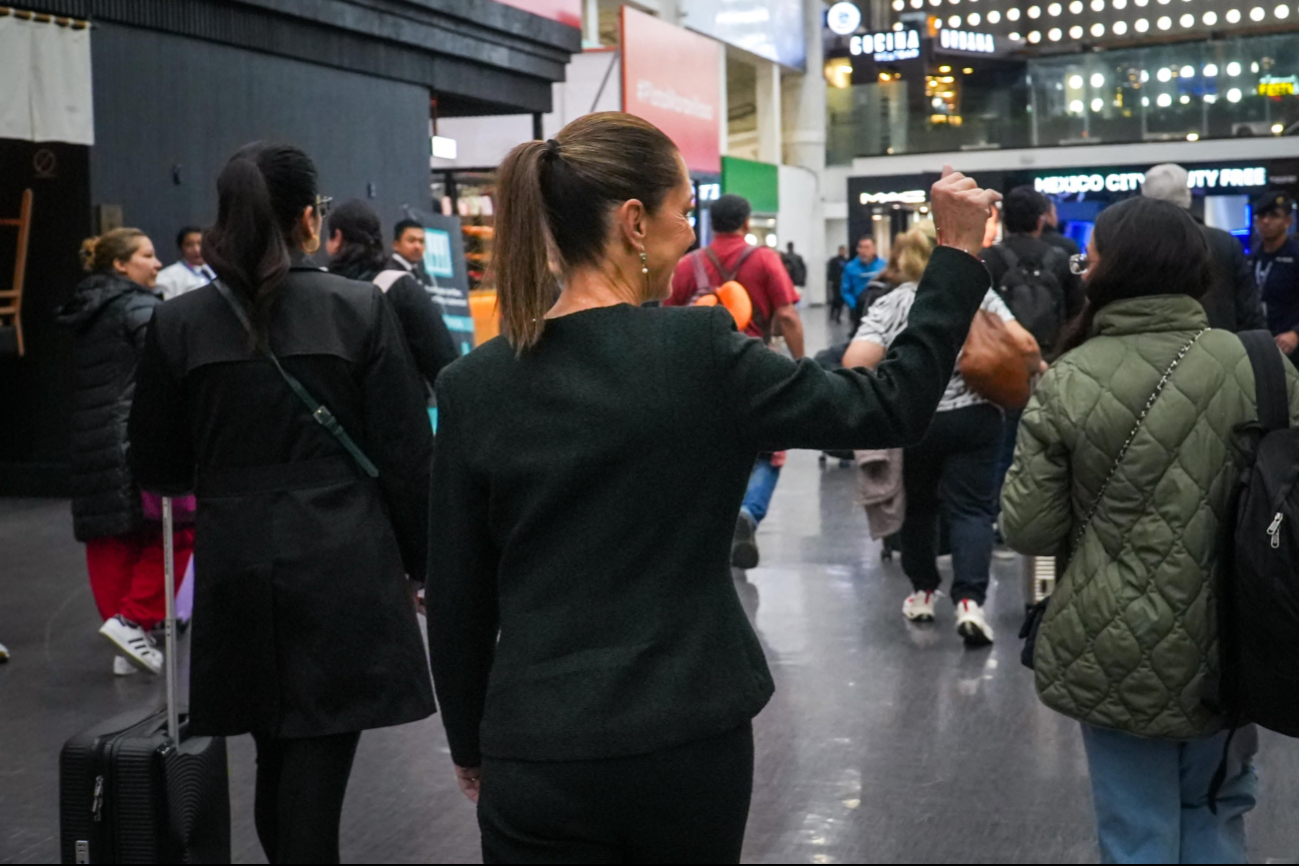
[89,22,433,248]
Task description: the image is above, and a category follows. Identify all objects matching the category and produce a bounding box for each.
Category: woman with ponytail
[427,112,1000,863]
[127,143,436,863]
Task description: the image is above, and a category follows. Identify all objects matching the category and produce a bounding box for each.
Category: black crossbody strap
[1239,329,1289,432]
[213,280,379,478]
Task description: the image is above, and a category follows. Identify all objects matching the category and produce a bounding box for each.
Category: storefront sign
[860,189,928,204]
[826,2,863,35]
[850,30,921,61]
[1035,166,1268,195]
[685,0,807,70]
[621,7,722,174]
[1258,76,1297,97]
[937,28,996,54]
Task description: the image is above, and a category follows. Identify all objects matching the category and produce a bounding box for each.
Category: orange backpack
[687,246,759,333]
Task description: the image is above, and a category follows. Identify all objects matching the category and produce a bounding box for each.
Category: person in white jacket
[155,227,215,300]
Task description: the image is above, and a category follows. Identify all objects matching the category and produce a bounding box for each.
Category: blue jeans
[1080,723,1258,864]
[994,408,1022,517]
[740,456,782,526]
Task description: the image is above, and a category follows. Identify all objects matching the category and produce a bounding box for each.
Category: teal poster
[404,208,475,356]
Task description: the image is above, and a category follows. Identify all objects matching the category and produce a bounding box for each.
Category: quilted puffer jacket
[1002,295,1299,739]
[56,273,161,542]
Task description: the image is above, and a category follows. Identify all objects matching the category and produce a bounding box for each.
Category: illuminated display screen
[685,0,806,70]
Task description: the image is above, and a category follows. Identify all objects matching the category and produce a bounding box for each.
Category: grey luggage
[59,498,230,863]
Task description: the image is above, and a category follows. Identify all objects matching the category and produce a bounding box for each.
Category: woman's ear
[616,199,648,250]
[299,205,321,254]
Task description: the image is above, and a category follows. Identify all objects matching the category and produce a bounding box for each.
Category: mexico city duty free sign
[1035,166,1268,195]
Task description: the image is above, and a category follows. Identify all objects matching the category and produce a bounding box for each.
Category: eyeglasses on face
[1069,253,1089,276]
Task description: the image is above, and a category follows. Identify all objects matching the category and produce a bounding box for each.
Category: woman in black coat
[128,144,435,864]
[325,199,459,388]
[427,114,1000,863]
[56,229,194,678]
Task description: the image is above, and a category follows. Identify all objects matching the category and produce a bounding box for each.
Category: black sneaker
[731,512,760,570]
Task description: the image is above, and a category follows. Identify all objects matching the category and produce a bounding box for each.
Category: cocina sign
[850,30,920,61]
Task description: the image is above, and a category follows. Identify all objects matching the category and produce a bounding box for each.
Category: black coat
[1199,224,1266,333]
[129,261,436,738]
[335,262,458,388]
[56,273,161,542]
[428,248,990,766]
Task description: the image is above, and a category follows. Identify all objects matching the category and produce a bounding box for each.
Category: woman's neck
[547,263,641,318]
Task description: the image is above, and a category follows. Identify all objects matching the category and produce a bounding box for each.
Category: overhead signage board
[826,2,862,35]
[1035,166,1268,195]
[682,0,806,70]
[621,6,722,175]
[937,28,996,54]
[850,30,921,61]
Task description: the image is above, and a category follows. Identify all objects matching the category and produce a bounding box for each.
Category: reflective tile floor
[3,316,1298,863]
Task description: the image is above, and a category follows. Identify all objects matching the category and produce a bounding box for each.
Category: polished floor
[3,317,1299,863]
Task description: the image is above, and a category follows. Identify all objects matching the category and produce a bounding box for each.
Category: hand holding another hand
[931,166,1003,259]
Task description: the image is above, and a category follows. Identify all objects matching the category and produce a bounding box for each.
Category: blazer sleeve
[385,275,459,389]
[129,317,195,494]
[1000,365,1075,556]
[425,379,498,768]
[361,289,435,579]
[714,246,990,453]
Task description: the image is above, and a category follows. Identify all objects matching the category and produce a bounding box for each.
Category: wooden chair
[0,189,33,357]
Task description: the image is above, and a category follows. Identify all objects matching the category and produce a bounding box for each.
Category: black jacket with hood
[56,273,161,541]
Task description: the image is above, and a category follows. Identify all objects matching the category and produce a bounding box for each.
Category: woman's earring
[640,250,649,275]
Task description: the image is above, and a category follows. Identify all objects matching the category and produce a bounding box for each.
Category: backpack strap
[212,280,380,478]
[373,270,408,293]
[689,249,712,296]
[705,244,762,284]
[997,244,1019,273]
[1240,329,1290,431]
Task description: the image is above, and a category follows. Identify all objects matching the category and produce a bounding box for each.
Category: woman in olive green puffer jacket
[1002,196,1299,865]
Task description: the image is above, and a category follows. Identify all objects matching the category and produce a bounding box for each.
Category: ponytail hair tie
[545,138,561,157]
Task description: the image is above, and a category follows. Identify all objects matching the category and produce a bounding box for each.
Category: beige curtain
[0,15,93,145]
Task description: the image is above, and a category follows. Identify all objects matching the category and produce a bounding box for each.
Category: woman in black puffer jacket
[56,230,193,677]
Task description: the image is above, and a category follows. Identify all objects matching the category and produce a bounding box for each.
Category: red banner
[495,0,581,28]
[620,7,722,175]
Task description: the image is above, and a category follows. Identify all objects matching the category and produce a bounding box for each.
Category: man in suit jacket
[392,218,434,288]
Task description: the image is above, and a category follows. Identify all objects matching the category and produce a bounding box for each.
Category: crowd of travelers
[45,103,1299,865]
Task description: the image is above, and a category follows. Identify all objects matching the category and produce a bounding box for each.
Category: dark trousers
[478,723,754,864]
[901,403,1001,605]
[252,731,362,864]
[993,408,1023,518]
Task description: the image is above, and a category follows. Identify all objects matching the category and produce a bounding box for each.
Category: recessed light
[1029,29,1043,41]
[1070,99,1085,112]
[1273,123,1285,134]
[1049,26,1063,39]
[1181,64,1195,77]
[988,10,1002,22]
[1227,61,1242,75]
[1010,30,1022,39]
[1136,17,1150,30]
[1225,8,1242,21]
[1069,74,1084,87]
[968,12,981,25]
[1203,11,1218,23]
[1179,13,1194,24]
[1180,94,1191,103]
[1091,97,1105,111]
[1157,93,1172,106]
[1227,87,1243,102]
[1114,20,1128,32]
[1187,133,1199,141]
[1158,67,1173,81]
[1204,63,1218,76]
[949,14,961,25]
[1091,73,1106,86]
[1157,15,1172,27]
[1009,7,1022,19]
[1048,2,1062,14]
[1250,6,1265,19]
[1276,5,1290,17]
[1092,22,1106,35]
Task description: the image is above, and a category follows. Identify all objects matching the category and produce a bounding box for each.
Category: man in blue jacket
[1254,192,1299,355]
[840,235,886,329]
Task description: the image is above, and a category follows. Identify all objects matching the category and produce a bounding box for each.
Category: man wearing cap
[1143,164,1265,333]
[1253,192,1299,354]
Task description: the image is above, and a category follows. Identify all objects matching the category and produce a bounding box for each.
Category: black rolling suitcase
[60,498,231,864]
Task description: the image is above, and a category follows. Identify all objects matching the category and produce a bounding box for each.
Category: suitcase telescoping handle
[162,497,180,745]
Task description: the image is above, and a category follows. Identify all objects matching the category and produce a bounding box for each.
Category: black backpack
[989,244,1066,353]
[1214,329,1299,737]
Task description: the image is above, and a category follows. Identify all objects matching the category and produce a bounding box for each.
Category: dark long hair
[326,199,388,281]
[493,112,683,352]
[1057,196,1212,353]
[202,143,318,348]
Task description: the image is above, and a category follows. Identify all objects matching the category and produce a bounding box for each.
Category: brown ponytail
[492,112,683,353]
[80,229,147,274]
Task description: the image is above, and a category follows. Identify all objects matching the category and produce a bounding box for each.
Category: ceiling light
[963,67,974,73]
[1070,99,1085,112]
[1071,0,1084,10]
[949,14,962,25]
[1049,26,1063,39]
[1070,24,1084,36]
[1252,61,1260,72]
[1250,6,1265,19]
[930,0,942,6]
[1181,64,1195,77]
[1158,67,1173,81]
[1204,63,1218,76]
[1069,74,1084,87]
[1187,133,1200,141]
[1029,29,1043,40]
[968,12,981,24]
[1142,96,1151,105]
[1157,93,1173,106]
[1225,8,1242,21]
[1010,30,1022,39]
[1009,7,1022,19]
[1091,97,1105,111]
[1227,87,1243,102]
[1274,123,1285,133]
[893,0,906,9]
[1136,17,1150,29]
[1157,15,1172,27]
[1114,0,1127,7]
[912,0,924,7]
[1093,0,1106,8]
[1276,5,1290,17]
[1179,12,1194,24]
[940,65,952,72]
[1205,93,1217,103]
[1048,2,1062,14]
[1180,93,1191,103]
[1136,0,1148,5]
[894,20,905,29]
[1203,11,1218,23]
[1227,61,1242,75]
[1114,20,1129,32]
[1092,22,1106,34]
[1091,73,1106,86]
[988,10,1002,22]
[1029,5,1042,17]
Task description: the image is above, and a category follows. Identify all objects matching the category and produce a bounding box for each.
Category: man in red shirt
[666,195,806,569]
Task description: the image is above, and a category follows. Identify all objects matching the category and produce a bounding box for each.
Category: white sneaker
[903,590,940,622]
[956,599,995,646]
[99,616,162,675]
[113,655,139,677]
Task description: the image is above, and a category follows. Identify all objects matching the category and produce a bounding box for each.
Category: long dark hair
[1057,196,1212,353]
[326,199,388,281]
[203,143,318,348]
[494,112,683,352]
